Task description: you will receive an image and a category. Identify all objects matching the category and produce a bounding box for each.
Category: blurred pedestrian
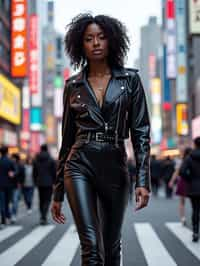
[150,155,161,197]
[11,153,25,223]
[180,137,200,242]
[22,156,35,214]
[168,147,192,226]
[0,146,16,227]
[33,144,56,225]
[50,13,151,265]
[161,156,175,198]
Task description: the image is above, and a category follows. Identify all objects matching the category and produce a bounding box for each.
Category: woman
[51,14,151,265]
[22,156,34,214]
[168,147,192,226]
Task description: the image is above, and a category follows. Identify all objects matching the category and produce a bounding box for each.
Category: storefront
[0,74,21,153]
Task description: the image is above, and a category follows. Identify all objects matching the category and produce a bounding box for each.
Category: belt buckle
[95,132,104,142]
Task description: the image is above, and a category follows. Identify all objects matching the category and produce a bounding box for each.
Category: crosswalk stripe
[0,226,22,243]
[134,223,177,266]
[0,225,55,266]
[166,222,200,260]
[42,224,79,266]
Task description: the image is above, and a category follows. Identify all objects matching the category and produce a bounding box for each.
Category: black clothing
[33,151,56,187]
[53,66,150,265]
[33,151,56,222]
[0,155,16,188]
[180,148,200,239]
[150,158,161,196]
[54,67,151,202]
[179,149,200,196]
[38,187,53,222]
[190,196,200,237]
[161,158,175,198]
[65,142,129,265]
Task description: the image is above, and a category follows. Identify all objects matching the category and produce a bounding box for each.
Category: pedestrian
[0,146,16,227]
[179,137,200,242]
[161,156,175,198]
[33,144,56,225]
[22,156,35,214]
[168,147,192,226]
[150,155,161,197]
[10,153,25,223]
[51,13,151,265]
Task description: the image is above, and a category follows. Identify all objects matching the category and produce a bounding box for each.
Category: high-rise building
[139,17,162,92]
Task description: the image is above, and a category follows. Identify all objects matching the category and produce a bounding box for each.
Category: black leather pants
[64,141,130,266]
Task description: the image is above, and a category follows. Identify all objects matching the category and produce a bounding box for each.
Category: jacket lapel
[70,66,131,112]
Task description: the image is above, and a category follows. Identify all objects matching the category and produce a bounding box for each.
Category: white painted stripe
[0,226,22,243]
[166,222,200,260]
[0,225,55,266]
[42,224,79,266]
[120,243,123,266]
[134,223,177,266]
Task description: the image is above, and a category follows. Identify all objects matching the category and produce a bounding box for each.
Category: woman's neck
[88,60,111,77]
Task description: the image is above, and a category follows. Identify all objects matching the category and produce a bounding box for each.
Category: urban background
[1,1,200,265]
[0,0,200,158]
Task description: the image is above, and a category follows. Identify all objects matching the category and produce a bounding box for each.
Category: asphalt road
[0,189,200,266]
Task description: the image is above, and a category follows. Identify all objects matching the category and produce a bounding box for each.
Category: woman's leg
[97,180,129,266]
[65,174,104,266]
[179,196,186,225]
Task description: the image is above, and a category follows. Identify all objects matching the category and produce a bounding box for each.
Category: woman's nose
[93,37,99,46]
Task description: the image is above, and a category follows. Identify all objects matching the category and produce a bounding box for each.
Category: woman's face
[83,23,109,62]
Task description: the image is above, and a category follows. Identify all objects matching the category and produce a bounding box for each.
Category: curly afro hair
[64,13,130,69]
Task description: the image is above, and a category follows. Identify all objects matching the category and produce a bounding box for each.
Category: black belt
[78,132,124,144]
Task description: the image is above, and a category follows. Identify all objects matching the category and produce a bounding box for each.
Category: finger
[135,195,142,211]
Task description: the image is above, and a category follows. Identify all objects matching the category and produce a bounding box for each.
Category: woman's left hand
[135,187,150,211]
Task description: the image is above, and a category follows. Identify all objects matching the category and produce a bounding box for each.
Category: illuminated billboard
[176,104,189,135]
[11,0,27,77]
[0,74,21,125]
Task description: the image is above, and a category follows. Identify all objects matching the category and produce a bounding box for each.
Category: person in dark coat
[150,155,161,196]
[33,144,56,225]
[10,153,25,223]
[179,137,200,242]
[161,156,175,198]
[0,146,16,226]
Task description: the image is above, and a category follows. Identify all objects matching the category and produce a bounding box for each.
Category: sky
[54,0,162,67]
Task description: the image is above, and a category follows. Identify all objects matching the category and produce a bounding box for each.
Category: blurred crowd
[128,136,200,243]
[0,144,56,228]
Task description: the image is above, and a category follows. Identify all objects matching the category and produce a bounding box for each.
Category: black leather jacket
[54,66,151,201]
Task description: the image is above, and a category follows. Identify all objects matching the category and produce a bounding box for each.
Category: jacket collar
[69,65,132,85]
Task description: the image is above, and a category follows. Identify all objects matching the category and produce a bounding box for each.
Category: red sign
[29,15,38,94]
[11,0,27,77]
[166,0,175,19]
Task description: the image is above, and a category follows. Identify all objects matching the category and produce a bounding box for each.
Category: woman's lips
[92,49,103,55]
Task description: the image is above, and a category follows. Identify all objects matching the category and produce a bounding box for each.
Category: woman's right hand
[51,200,66,224]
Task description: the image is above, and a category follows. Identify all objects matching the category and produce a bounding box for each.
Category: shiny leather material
[54,66,151,202]
[64,142,130,265]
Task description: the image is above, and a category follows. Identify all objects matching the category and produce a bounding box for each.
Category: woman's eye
[99,35,106,39]
[85,37,92,42]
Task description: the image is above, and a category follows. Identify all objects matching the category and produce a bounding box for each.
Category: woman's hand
[135,187,150,211]
[51,200,66,224]
[168,180,174,188]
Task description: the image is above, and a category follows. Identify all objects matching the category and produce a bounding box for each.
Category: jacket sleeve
[53,80,76,202]
[128,73,151,192]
